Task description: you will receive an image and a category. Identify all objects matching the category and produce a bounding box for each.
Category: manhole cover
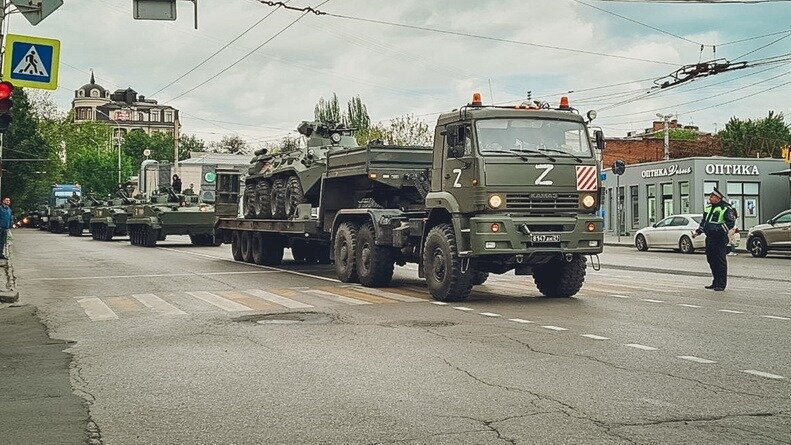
[234,312,335,325]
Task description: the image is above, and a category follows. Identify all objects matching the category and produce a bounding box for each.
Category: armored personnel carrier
[243,121,357,220]
[67,194,102,236]
[127,187,218,247]
[90,186,138,241]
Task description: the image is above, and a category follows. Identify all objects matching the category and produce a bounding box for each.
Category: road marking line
[77,297,119,321]
[677,355,716,364]
[220,291,278,311]
[133,294,187,316]
[742,370,785,380]
[453,306,474,311]
[625,343,659,351]
[641,298,665,303]
[106,296,143,312]
[245,289,313,309]
[31,270,281,281]
[304,289,370,305]
[761,315,790,321]
[542,325,568,331]
[581,334,610,340]
[678,304,702,308]
[186,291,252,312]
[718,309,744,314]
[318,287,396,304]
[349,286,427,303]
[509,318,533,324]
[432,302,449,305]
[610,294,631,299]
[480,312,501,317]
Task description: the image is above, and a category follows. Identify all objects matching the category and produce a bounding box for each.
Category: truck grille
[505,193,579,213]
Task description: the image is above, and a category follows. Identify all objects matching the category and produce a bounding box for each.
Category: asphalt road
[7,229,791,444]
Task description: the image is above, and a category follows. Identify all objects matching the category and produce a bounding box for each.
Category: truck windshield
[476,118,592,158]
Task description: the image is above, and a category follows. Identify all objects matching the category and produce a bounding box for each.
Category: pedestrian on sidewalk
[693,188,735,291]
[0,197,12,259]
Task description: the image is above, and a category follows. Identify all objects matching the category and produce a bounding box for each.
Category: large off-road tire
[251,233,266,264]
[259,233,285,265]
[68,222,82,237]
[533,255,586,298]
[270,178,286,219]
[423,223,472,302]
[256,181,273,219]
[470,270,490,286]
[334,222,359,283]
[103,226,115,241]
[244,186,258,219]
[748,235,768,258]
[129,226,138,245]
[231,231,244,261]
[241,231,255,263]
[142,226,158,247]
[355,222,395,287]
[189,234,212,246]
[285,175,305,218]
[679,235,695,254]
[635,234,649,252]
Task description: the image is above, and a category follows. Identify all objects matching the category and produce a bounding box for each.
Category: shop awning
[769,168,791,176]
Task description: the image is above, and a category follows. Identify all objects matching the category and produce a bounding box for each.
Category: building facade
[602,157,791,234]
[71,73,180,140]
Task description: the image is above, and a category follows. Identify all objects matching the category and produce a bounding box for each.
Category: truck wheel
[250,233,265,264]
[285,175,305,218]
[231,231,244,261]
[256,181,273,219]
[244,187,258,219]
[260,234,285,265]
[470,271,490,286]
[241,231,255,263]
[533,255,586,298]
[423,223,472,302]
[356,222,395,287]
[270,178,287,219]
[334,222,359,283]
[104,226,115,241]
[143,226,158,247]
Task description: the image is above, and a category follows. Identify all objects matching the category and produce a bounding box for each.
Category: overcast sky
[9,0,791,146]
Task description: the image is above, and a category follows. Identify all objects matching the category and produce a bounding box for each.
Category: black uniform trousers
[705,229,728,289]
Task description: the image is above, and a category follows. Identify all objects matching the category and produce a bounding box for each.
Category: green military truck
[127,188,218,247]
[215,95,605,301]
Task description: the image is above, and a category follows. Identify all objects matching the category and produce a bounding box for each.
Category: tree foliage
[208,134,248,154]
[179,133,206,159]
[719,111,791,158]
[314,93,343,124]
[121,130,176,167]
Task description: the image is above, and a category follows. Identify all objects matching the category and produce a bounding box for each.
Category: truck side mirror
[595,130,605,151]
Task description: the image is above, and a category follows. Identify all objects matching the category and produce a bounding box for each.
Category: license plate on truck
[531,234,560,243]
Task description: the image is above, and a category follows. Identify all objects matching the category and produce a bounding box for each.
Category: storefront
[601,157,791,234]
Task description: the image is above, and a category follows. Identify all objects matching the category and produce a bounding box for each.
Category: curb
[1,257,18,303]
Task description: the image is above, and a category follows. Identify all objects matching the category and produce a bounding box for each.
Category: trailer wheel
[470,271,490,286]
[231,231,244,261]
[356,222,394,287]
[334,222,359,283]
[250,233,266,264]
[270,178,287,219]
[533,254,586,298]
[259,234,285,265]
[241,231,255,263]
[256,181,273,219]
[423,223,472,302]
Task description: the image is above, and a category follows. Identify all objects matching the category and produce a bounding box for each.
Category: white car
[635,214,707,254]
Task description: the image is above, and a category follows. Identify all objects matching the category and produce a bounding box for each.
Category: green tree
[372,114,433,146]
[208,134,248,154]
[719,112,791,157]
[314,93,343,124]
[121,130,176,167]
[179,133,206,160]
[64,148,134,197]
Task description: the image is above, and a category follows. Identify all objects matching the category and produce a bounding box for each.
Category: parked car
[635,214,706,254]
[746,209,791,257]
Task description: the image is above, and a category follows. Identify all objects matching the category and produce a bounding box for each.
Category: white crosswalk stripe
[244,289,313,309]
[304,289,371,305]
[77,297,119,321]
[133,293,187,316]
[346,286,426,303]
[186,291,252,312]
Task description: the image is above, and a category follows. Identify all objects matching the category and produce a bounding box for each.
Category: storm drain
[233,312,335,325]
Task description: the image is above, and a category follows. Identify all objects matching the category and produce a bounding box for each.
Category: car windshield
[692,216,702,224]
[476,118,592,157]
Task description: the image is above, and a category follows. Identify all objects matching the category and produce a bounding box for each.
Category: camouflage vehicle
[47,205,68,233]
[127,187,218,247]
[90,186,138,241]
[67,194,103,237]
[243,121,357,220]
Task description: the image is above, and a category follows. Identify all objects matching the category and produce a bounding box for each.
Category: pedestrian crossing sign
[2,34,60,90]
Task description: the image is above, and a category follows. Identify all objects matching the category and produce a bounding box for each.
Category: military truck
[67,194,103,236]
[42,184,81,233]
[216,94,605,302]
[127,187,218,247]
[90,186,138,241]
[243,121,357,220]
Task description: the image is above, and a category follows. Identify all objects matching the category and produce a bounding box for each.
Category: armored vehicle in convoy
[43,184,81,233]
[216,94,606,302]
[127,187,218,247]
[243,121,358,219]
[90,186,138,241]
[67,194,103,236]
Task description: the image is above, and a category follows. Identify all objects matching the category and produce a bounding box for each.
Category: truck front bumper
[462,215,603,257]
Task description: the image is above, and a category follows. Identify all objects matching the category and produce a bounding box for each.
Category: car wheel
[635,234,648,251]
[748,236,768,258]
[679,235,694,254]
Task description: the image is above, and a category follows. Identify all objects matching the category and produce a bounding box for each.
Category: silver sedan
[634,214,705,254]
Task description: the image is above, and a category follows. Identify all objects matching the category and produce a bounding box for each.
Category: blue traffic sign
[2,34,60,90]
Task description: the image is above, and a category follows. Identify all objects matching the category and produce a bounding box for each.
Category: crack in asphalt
[367,428,492,444]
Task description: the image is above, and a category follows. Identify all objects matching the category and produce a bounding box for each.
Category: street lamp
[656,113,673,161]
[95,109,123,183]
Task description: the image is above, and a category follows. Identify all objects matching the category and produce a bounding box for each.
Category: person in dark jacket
[0,197,12,259]
[693,188,736,291]
[172,174,182,193]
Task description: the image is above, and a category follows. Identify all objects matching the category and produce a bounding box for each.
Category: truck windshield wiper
[508,148,556,162]
[537,148,582,163]
[483,149,531,162]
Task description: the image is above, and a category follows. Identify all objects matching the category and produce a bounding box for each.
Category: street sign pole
[0,0,7,199]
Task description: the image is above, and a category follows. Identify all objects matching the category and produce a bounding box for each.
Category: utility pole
[657,113,672,161]
[0,0,8,198]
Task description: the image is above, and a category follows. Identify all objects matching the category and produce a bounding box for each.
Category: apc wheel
[244,187,257,219]
[285,175,305,218]
[423,223,472,302]
[68,222,82,237]
[533,255,586,298]
[142,226,158,247]
[334,222,359,283]
[91,225,101,240]
[231,231,244,261]
[240,231,255,263]
[256,181,273,219]
[103,226,115,241]
[356,222,395,287]
[129,226,138,245]
[270,178,286,219]
[748,236,768,258]
[679,235,695,254]
[470,271,490,286]
[635,234,649,251]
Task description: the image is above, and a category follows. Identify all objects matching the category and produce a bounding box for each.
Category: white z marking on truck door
[453,168,463,188]
[535,164,554,185]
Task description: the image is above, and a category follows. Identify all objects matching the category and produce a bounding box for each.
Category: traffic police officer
[693,188,735,291]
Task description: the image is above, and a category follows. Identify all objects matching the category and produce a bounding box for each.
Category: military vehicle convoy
[90,186,138,241]
[67,194,103,237]
[216,94,605,302]
[127,187,218,247]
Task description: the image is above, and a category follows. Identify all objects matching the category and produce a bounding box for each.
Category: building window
[137,112,146,122]
[630,186,639,229]
[679,181,690,214]
[164,111,174,123]
[76,107,92,120]
[726,182,761,230]
[90,89,99,98]
[661,183,673,218]
[151,110,160,122]
[647,184,657,225]
[703,181,718,195]
[78,90,84,97]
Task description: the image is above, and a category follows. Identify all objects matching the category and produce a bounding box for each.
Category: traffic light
[0,81,13,134]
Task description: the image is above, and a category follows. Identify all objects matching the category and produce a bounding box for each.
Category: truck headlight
[488,194,503,209]
[581,194,596,208]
